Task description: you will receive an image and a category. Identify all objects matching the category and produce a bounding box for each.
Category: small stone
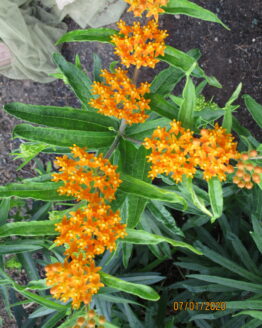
[174,14,180,19]
[252,38,256,42]
[214,37,218,42]
[228,58,232,64]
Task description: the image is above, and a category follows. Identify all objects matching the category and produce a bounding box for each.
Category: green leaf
[150,66,184,96]
[100,272,160,301]
[92,53,103,82]
[225,83,242,108]
[187,274,262,293]
[233,311,262,320]
[123,229,202,255]
[182,177,213,217]
[243,95,262,129]
[56,28,118,45]
[13,124,115,149]
[4,102,118,132]
[125,117,170,140]
[0,181,71,201]
[147,93,177,120]
[119,140,150,228]
[159,45,196,73]
[208,177,223,223]
[0,240,45,254]
[119,173,187,208]
[52,53,93,110]
[0,199,10,225]
[226,300,262,310]
[163,0,229,29]
[178,76,196,129]
[13,283,67,311]
[0,220,57,237]
[147,201,184,237]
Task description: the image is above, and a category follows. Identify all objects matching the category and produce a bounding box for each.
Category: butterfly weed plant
[1,0,262,327]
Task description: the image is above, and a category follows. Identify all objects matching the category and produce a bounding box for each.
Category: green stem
[104,119,127,159]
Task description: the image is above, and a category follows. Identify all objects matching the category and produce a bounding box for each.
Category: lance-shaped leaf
[208,177,223,223]
[125,117,170,140]
[178,76,196,129]
[4,103,118,132]
[159,45,196,73]
[0,240,46,254]
[119,140,151,228]
[123,229,202,255]
[56,28,118,45]
[53,53,93,109]
[100,272,160,301]
[243,94,262,129]
[13,124,115,149]
[0,181,71,201]
[147,93,178,120]
[163,0,229,30]
[0,220,58,238]
[119,173,187,208]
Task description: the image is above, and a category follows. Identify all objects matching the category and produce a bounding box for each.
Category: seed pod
[249,150,258,157]
[77,317,86,325]
[241,153,249,161]
[252,173,261,184]
[245,182,253,189]
[245,163,254,171]
[254,166,262,174]
[236,170,244,177]
[88,310,95,318]
[238,181,245,188]
[243,174,251,182]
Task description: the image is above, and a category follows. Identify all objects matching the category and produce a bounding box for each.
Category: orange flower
[111,20,168,68]
[143,120,199,183]
[195,124,239,181]
[54,202,127,258]
[52,145,121,202]
[144,121,240,182]
[89,68,151,124]
[45,256,104,309]
[124,0,169,21]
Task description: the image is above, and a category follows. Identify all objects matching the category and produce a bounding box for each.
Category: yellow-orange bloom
[144,121,240,182]
[143,120,199,183]
[52,145,121,202]
[89,68,151,124]
[54,202,127,258]
[125,0,169,21]
[45,256,104,309]
[195,124,239,181]
[111,20,168,68]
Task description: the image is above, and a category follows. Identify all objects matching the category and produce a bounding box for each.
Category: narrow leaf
[123,229,202,255]
[243,94,262,129]
[208,177,223,222]
[13,124,115,149]
[56,28,118,45]
[100,272,160,301]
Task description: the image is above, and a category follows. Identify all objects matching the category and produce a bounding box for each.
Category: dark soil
[0,1,261,327]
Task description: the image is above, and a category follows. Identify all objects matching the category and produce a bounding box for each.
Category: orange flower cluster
[125,0,169,21]
[46,145,127,309]
[232,150,262,189]
[89,68,151,124]
[143,120,199,183]
[45,257,103,309]
[52,144,121,202]
[111,20,168,68]
[72,310,106,328]
[55,202,126,258]
[144,121,240,182]
[195,124,239,181]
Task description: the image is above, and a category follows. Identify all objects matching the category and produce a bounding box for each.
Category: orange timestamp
[173,301,227,311]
